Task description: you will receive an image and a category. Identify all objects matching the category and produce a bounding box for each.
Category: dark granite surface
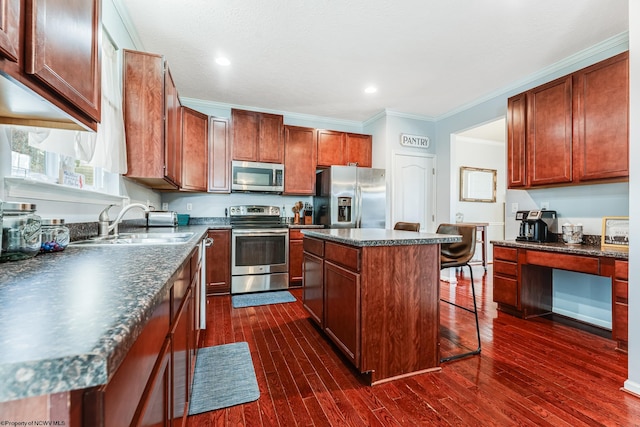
[0,225,209,402]
[301,228,461,247]
[491,239,629,260]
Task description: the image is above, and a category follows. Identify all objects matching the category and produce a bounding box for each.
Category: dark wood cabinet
[324,260,361,368]
[303,237,325,327]
[526,76,573,187]
[25,0,102,122]
[181,106,208,192]
[288,229,304,286]
[123,49,181,190]
[284,125,317,195]
[572,52,629,183]
[208,117,231,193]
[317,129,345,167]
[613,260,628,353]
[507,93,527,188]
[172,286,192,426]
[507,52,629,189]
[0,0,20,62]
[231,109,284,163]
[133,338,171,426]
[206,229,231,295]
[0,0,101,130]
[345,133,372,167]
[317,129,372,168]
[492,246,519,311]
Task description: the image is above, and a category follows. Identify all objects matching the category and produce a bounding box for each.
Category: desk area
[491,240,629,352]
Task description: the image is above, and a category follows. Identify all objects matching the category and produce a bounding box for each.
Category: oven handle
[232,229,289,236]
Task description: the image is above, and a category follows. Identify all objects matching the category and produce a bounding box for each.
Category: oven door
[231,228,289,276]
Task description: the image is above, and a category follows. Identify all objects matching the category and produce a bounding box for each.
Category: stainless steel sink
[71,232,195,246]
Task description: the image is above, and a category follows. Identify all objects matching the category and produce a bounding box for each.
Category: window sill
[4,177,127,206]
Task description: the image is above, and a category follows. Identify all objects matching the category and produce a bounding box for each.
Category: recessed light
[364,86,377,94]
[215,57,231,66]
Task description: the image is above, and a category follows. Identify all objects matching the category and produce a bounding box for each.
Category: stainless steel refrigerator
[313,166,386,228]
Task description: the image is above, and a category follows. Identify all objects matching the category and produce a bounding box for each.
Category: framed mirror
[460,166,496,203]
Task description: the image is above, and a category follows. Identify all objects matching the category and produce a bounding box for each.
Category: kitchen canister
[0,202,42,262]
[561,223,583,245]
[40,218,70,252]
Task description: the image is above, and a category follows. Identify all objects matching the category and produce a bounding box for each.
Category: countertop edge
[491,239,629,260]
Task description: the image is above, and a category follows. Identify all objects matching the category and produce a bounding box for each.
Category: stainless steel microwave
[231,160,284,193]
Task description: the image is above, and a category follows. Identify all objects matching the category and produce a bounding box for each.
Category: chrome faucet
[98,203,150,237]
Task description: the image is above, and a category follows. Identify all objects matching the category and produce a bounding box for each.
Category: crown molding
[111,0,145,50]
[180,97,363,129]
[437,31,629,121]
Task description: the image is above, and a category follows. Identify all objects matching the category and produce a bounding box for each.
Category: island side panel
[360,243,440,384]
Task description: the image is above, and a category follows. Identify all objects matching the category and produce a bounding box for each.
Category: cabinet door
[258,112,284,163]
[0,0,20,62]
[346,133,372,167]
[205,230,231,295]
[289,238,303,285]
[172,287,191,427]
[573,52,629,183]
[208,117,231,193]
[133,338,171,427]
[25,0,101,121]
[507,93,527,188]
[526,76,573,186]
[165,67,181,187]
[303,252,324,327]
[324,261,360,368]
[317,129,345,167]
[232,109,259,161]
[181,106,208,191]
[284,125,317,195]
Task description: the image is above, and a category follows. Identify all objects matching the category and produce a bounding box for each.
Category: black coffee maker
[516,210,557,242]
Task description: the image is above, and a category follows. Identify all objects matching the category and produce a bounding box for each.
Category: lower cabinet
[85,246,202,427]
[492,246,519,312]
[302,252,324,327]
[324,261,360,368]
[613,260,628,353]
[206,229,231,295]
[289,229,304,286]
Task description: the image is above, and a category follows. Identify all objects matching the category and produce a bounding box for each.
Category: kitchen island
[0,225,209,425]
[301,228,461,385]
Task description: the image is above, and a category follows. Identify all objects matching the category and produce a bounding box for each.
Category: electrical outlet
[162,203,168,211]
[186,203,193,211]
[511,202,519,214]
[541,201,550,210]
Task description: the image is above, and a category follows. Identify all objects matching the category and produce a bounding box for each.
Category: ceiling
[117,0,628,123]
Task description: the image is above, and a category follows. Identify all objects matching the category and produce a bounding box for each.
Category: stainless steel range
[229,205,289,294]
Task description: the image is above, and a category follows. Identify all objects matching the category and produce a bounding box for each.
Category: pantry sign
[400,133,430,148]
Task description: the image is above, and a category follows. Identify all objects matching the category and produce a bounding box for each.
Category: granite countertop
[491,239,629,260]
[302,228,461,247]
[0,225,209,403]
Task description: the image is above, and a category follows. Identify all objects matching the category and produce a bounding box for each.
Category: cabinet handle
[204,237,214,247]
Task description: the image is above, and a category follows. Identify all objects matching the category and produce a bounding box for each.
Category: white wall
[452,135,506,262]
[624,0,639,396]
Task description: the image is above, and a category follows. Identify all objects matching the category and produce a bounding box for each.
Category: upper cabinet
[208,117,231,193]
[123,49,182,190]
[284,125,317,195]
[572,52,629,183]
[317,129,372,168]
[231,108,284,163]
[0,0,101,131]
[507,51,629,189]
[0,0,19,62]
[181,106,208,192]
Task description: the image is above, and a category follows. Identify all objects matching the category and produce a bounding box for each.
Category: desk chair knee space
[438,223,481,363]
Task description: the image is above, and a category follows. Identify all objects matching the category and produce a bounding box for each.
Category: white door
[392,153,436,232]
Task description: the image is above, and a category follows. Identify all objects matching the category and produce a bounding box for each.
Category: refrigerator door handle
[356,185,362,227]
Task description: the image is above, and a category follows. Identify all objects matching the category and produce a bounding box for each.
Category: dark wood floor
[188,265,640,426]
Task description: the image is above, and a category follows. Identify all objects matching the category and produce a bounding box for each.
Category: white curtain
[90,37,127,174]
